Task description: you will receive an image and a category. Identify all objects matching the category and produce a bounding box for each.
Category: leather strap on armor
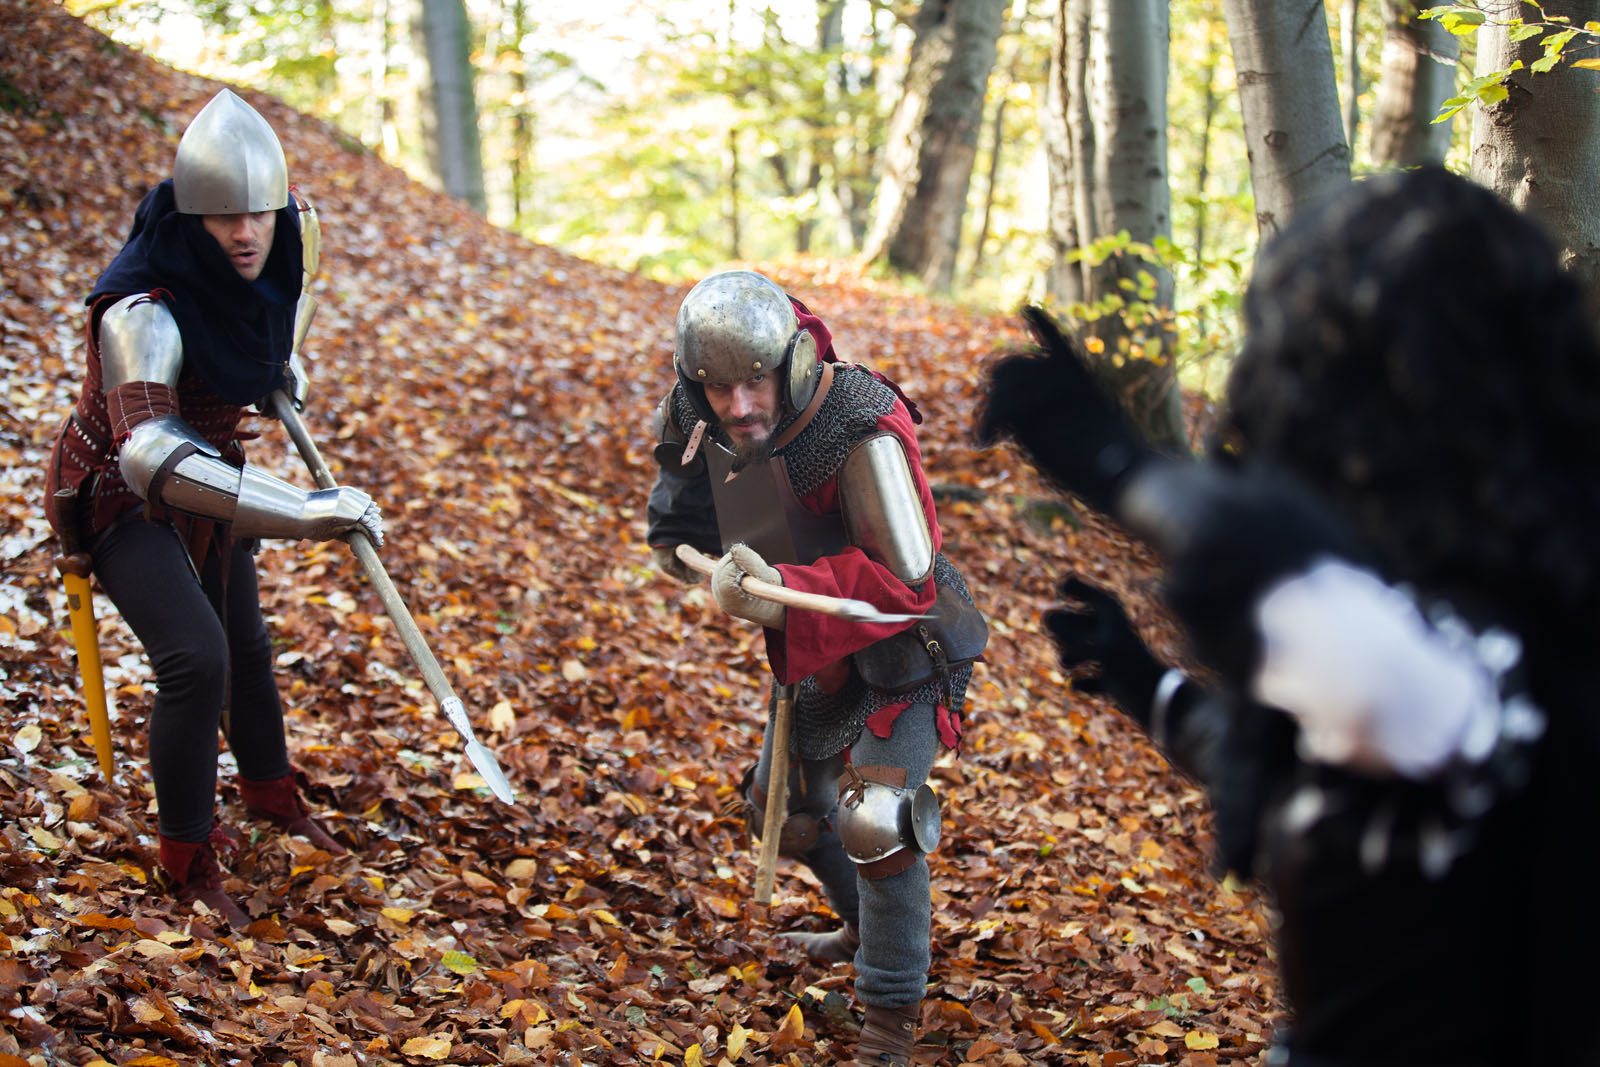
[145,439,202,516]
[770,360,835,451]
[739,764,821,858]
[117,412,372,541]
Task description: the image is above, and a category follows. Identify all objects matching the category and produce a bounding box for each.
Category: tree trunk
[1221,0,1351,239]
[1041,0,1090,306]
[1192,49,1220,342]
[508,0,532,227]
[1085,0,1184,451]
[796,0,847,254]
[965,69,1009,285]
[837,0,895,251]
[863,0,1006,292]
[1369,0,1458,166]
[1340,0,1361,152]
[1469,0,1600,323]
[1041,0,1185,452]
[413,0,486,213]
[369,0,396,156]
[965,0,1030,285]
[860,3,952,268]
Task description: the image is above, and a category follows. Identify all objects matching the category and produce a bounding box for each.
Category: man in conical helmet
[44,89,382,927]
[647,270,987,1066]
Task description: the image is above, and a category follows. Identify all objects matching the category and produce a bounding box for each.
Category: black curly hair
[1220,166,1600,638]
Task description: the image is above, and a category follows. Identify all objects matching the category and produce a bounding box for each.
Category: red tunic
[765,398,962,749]
[767,398,940,682]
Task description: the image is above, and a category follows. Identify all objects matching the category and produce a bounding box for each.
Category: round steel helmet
[674,270,821,419]
[173,89,289,215]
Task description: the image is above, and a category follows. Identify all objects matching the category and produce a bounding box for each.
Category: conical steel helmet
[173,89,288,215]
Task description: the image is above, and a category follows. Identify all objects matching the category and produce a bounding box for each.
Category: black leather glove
[977,305,1154,514]
[1120,460,1367,687]
[1045,577,1166,727]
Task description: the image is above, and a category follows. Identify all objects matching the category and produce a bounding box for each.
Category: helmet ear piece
[786,328,821,411]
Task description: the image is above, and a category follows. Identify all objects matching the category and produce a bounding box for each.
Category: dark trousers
[94,518,290,842]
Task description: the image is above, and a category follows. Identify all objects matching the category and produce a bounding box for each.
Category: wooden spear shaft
[267,388,515,805]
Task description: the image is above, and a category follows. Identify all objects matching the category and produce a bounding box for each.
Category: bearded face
[705,374,782,472]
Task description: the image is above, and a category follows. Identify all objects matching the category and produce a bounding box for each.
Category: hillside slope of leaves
[0,3,1279,1064]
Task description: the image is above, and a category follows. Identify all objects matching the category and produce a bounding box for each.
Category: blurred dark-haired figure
[979,166,1600,1065]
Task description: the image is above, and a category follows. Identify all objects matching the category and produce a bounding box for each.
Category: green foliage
[137,106,176,136]
[0,73,65,127]
[1139,993,1197,1021]
[537,6,895,277]
[1433,64,1518,122]
[1059,227,1247,394]
[71,0,1276,382]
[1423,4,1600,122]
[1166,0,1255,388]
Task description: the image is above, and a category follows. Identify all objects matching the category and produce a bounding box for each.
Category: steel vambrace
[119,413,375,542]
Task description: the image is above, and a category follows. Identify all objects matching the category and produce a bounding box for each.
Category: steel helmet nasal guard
[173,89,289,215]
[674,270,821,424]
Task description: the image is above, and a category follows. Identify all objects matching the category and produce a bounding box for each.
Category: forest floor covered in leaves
[0,2,1281,1064]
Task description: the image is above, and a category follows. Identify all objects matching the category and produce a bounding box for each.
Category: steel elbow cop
[100,295,376,544]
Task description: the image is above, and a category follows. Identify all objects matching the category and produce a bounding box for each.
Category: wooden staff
[673,544,928,624]
[754,684,794,904]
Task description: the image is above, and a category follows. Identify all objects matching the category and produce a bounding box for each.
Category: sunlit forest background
[64,0,1481,392]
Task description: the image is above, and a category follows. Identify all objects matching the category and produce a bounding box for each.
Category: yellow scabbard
[57,552,114,781]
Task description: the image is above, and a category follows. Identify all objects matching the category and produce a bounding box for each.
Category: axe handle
[674,544,863,620]
[671,541,795,901]
[753,684,793,905]
[268,391,460,723]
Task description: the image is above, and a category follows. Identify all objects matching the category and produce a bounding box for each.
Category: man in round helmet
[44,89,382,927]
[647,270,987,1066]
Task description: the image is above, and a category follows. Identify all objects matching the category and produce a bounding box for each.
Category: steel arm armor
[280,292,315,412]
[101,295,374,542]
[118,416,373,540]
[839,432,934,584]
[99,294,185,391]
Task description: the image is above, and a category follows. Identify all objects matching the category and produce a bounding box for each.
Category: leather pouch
[853,584,988,694]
